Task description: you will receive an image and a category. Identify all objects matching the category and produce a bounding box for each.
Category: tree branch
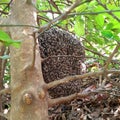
[38,10,60,14]
[84,47,105,57]
[96,0,120,22]
[46,70,120,89]
[104,43,120,71]
[48,93,78,107]
[69,9,120,16]
[37,0,90,33]
[48,88,115,107]
[49,0,61,14]
[0,0,13,16]
[85,46,120,65]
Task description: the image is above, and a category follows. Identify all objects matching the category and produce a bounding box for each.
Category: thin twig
[104,43,120,71]
[38,5,120,16]
[49,0,61,14]
[47,0,54,19]
[38,10,60,14]
[69,9,120,16]
[48,93,78,107]
[96,0,120,22]
[84,47,105,57]
[85,45,120,65]
[37,15,50,23]
[48,88,115,107]
[0,0,13,16]
[46,70,120,89]
[37,0,90,33]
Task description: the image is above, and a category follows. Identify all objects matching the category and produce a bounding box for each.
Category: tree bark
[9,0,48,120]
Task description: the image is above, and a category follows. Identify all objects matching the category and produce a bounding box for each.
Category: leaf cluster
[0,30,21,48]
[37,0,120,69]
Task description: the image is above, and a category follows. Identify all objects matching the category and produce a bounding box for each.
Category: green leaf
[0,55,10,60]
[75,3,87,12]
[95,37,105,45]
[0,30,11,40]
[113,33,120,42]
[0,30,22,47]
[0,0,10,4]
[113,22,120,29]
[11,41,22,48]
[94,5,104,12]
[74,19,85,36]
[101,30,113,39]
[95,14,104,27]
[105,23,114,30]
[88,0,97,7]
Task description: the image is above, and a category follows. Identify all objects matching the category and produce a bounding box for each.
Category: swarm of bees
[38,28,85,98]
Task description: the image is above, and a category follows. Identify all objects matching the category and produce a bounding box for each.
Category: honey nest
[38,28,85,98]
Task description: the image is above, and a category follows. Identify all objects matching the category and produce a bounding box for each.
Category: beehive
[38,28,85,98]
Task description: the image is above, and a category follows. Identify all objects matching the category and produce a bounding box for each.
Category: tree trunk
[9,0,48,120]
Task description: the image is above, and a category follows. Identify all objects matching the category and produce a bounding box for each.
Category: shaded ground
[2,72,120,120]
[49,74,120,120]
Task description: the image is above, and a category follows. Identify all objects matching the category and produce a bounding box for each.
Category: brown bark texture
[9,0,48,120]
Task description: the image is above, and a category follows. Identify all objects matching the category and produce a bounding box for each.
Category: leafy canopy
[37,0,120,65]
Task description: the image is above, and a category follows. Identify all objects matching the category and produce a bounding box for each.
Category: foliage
[0,0,11,16]
[0,0,119,81]
[37,0,120,69]
[0,30,21,48]
[0,0,120,66]
[0,0,119,85]
[0,0,10,4]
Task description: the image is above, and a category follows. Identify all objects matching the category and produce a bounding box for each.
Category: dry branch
[104,43,120,71]
[38,0,89,33]
[69,9,120,16]
[48,93,78,107]
[48,88,115,107]
[49,0,61,14]
[84,46,105,57]
[46,70,120,89]
[85,46,120,65]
